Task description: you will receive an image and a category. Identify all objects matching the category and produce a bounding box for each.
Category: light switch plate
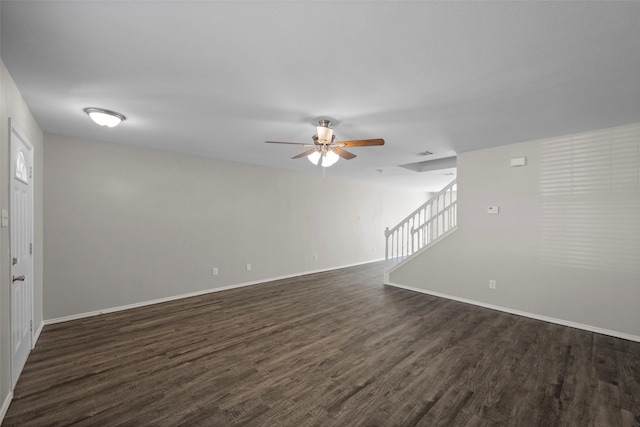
[510,157,527,167]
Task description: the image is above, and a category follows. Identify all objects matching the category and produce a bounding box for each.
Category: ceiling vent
[414,150,434,157]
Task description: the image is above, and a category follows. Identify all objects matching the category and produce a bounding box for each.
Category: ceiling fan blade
[336,138,385,147]
[265,141,313,146]
[333,147,356,160]
[292,148,318,159]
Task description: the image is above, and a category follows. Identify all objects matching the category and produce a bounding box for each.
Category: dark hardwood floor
[3,262,640,426]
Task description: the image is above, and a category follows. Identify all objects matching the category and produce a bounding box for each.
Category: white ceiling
[2,1,639,191]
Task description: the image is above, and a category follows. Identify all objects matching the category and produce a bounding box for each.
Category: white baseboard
[45,259,382,326]
[33,321,44,347]
[385,281,640,343]
[0,391,13,425]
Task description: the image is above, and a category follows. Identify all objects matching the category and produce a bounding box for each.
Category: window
[15,151,28,184]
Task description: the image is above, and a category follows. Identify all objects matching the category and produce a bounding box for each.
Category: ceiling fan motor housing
[312,134,336,145]
[316,120,334,144]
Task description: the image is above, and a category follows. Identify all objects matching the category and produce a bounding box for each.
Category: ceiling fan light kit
[266,119,384,168]
[306,147,339,167]
[307,150,322,165]
[320,149,340,167]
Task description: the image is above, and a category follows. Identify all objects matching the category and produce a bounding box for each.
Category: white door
[10,120,34,388]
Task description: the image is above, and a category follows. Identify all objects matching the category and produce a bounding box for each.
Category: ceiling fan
[266,119,384,167]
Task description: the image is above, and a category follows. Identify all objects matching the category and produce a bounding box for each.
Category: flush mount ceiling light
[265,119,384,168]
[84,107,126,128]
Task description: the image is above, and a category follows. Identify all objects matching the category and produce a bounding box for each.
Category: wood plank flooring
[3,262,640,426]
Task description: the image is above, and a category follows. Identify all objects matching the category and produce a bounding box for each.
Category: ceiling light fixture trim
[84,107,126,128]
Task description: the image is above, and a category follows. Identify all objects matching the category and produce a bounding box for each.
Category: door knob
[12,275,25,282]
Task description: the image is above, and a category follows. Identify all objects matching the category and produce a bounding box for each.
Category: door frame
[9,118,35,388]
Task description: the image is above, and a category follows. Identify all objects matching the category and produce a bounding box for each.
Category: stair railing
[385,179,457,262]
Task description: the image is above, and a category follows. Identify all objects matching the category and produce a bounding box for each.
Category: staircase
[385,179,457,267]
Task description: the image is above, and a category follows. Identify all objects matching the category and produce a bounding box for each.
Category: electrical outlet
[212,267,218,276]
[313,254,318,261]
[373,246,377,253]
[489,280,496,289]
[246,263,252,271]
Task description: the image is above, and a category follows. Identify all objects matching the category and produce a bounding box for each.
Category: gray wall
[0,61,44,417]
[389,123,640,339]
[43,134,428,320]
